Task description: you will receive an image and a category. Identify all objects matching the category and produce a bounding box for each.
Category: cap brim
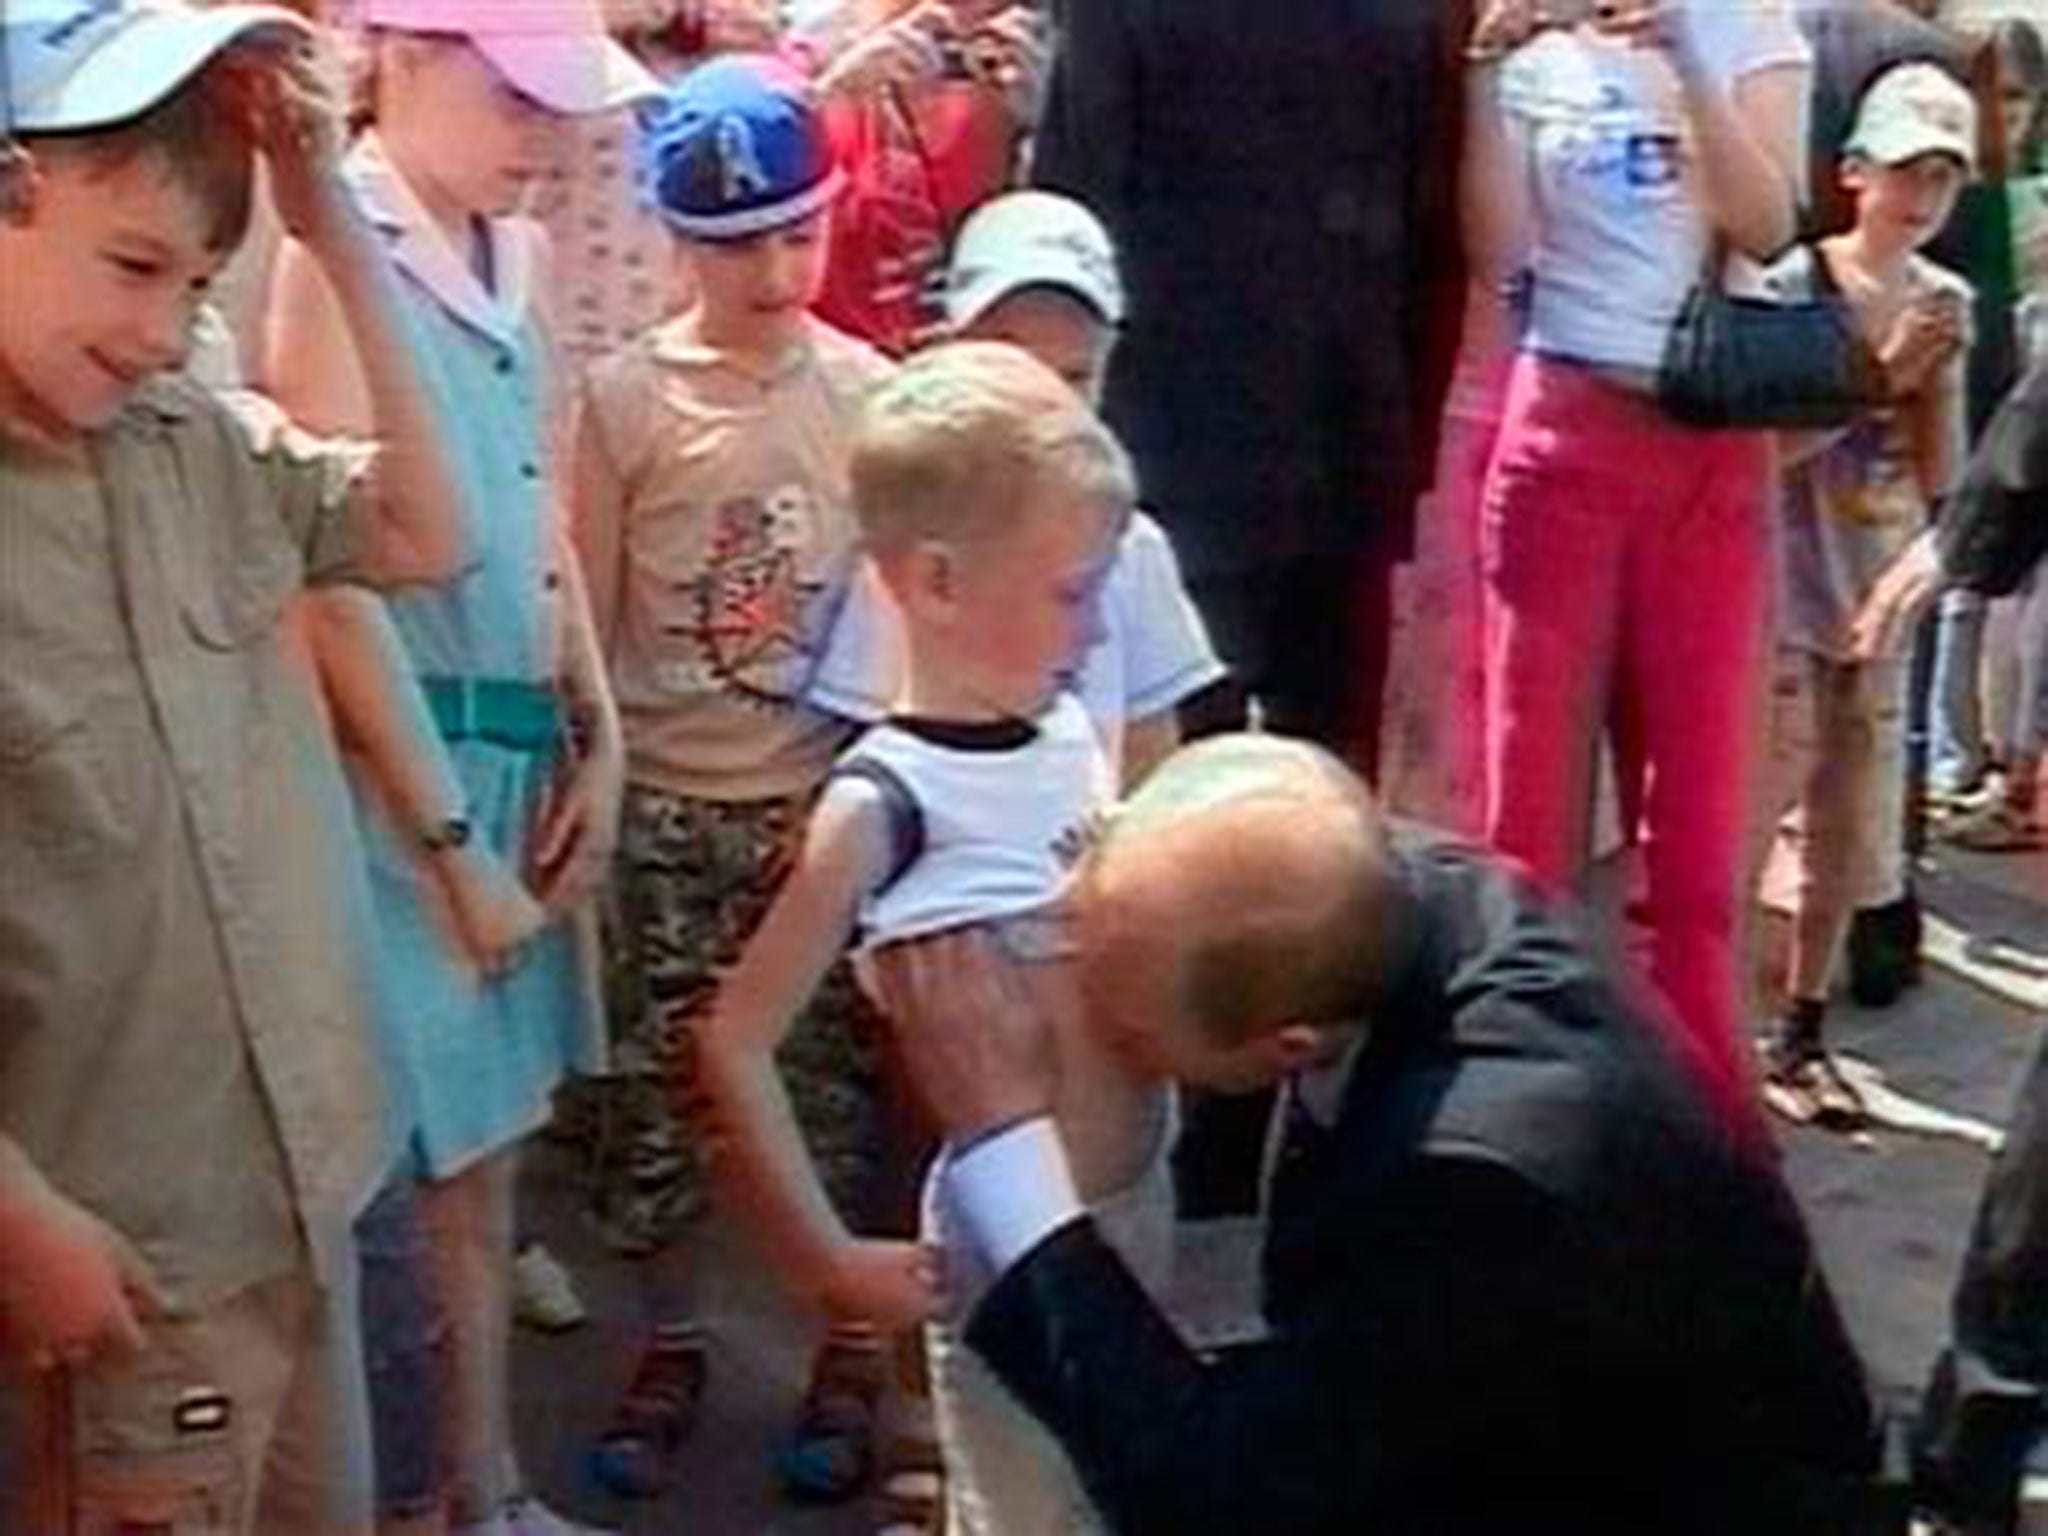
[946,262,1123,331]
[475,33,661,115]
[652,166,843,240]
[1851,126,1977,177]
[19,5,311,134]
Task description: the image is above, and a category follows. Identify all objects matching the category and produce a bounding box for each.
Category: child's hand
[0,1190,159,1372]
[824,1240,943,1331]
[962,5,1047,120]
[1849,529,1944,662]
[243,43,354,249]
[1880,293,1965,398]
[531,734,624,917]
[815,3,948,97]
[436,846,550,974]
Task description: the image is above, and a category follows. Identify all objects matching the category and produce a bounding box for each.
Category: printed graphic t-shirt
[576,316,894,802]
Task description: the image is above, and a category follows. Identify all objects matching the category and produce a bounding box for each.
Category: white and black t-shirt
[834,692,1111,949]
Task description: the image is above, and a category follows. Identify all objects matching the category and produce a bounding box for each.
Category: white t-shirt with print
[1500,0,1811,372]
[835,692,1110,950]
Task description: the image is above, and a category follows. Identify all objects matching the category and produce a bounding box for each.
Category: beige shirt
[575,316,892,802]
[0,378,384,1309]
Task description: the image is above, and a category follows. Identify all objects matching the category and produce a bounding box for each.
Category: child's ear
[911,538,960,609]
[1838,155,1870,196]
[0,143,43,226]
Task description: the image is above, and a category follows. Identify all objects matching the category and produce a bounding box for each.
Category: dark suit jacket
[1032,1,1469,579]
[1940,354,2048,598]
[969,829,1880,1535]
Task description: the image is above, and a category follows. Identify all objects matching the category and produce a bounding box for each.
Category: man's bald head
[1080,736,1399,1066]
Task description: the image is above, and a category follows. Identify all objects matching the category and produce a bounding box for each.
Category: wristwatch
[417,814,474,854]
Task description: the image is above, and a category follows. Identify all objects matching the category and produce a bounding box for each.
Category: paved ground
[512,838,2048,1536]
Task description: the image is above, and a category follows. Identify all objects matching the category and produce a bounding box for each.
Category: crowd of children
[0,0,2043,1533]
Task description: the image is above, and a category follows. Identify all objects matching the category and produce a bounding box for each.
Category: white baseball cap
[1846,62,1979,176]
[360,0,658,116]
[1,0,310,134]
[944,190,1126,332]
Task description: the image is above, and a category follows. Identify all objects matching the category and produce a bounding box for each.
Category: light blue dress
[342,136,603,1181]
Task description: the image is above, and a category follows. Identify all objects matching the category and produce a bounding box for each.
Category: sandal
[587,1321,709,1499]
[1760,1030,1870,1135]
[875,1426,946,1536]
[775,1329,887,1504]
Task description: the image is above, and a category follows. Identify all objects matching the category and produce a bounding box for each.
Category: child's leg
[355,1175,450,1534]
[414,1150,519,1526]
[590,788,888,1500]
[1786,660,1888,1007]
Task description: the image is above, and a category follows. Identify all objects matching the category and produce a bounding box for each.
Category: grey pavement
[512,838,2047,1535]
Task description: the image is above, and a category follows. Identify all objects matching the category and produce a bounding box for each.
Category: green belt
[419,677,564,753]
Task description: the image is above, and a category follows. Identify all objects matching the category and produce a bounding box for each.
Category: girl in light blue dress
[265,4,655,1530]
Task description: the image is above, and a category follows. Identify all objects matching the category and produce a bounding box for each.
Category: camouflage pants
[585,784,886,1257]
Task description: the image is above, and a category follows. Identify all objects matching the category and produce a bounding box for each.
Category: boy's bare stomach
[999,921,1171,1205]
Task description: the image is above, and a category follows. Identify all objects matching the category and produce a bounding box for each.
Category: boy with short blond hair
[698,340,1170,1536]
[811,188,1225,790]
[0,1,464,1529]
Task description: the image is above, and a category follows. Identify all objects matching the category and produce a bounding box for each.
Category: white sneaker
[512,1242,587,1333]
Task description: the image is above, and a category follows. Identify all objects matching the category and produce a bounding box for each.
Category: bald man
[874,736,1880,1536]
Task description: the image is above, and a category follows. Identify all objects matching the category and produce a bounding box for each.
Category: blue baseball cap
[637,53,840,240]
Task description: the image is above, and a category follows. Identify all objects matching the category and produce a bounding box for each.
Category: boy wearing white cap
[0,0,469,1530]
[813,188,1226,789]
[1754,60,1977,1130]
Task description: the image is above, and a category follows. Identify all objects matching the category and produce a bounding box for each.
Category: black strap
[830,756,927,898]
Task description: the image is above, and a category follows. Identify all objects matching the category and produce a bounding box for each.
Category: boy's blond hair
[849,340,1137,557]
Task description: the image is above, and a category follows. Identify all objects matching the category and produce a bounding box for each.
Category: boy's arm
[254,50,464,587]
[1911,307,1970,506]
[694,780,933,1327]
[568,385,629,662]
[531,529,626,915]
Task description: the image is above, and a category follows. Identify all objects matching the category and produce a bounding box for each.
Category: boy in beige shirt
[0,3,464,1529]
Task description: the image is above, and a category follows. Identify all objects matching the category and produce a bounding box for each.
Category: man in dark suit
[1031,1,1469,762]
[1855,354,2048,1536]
[874,735,1881,1535]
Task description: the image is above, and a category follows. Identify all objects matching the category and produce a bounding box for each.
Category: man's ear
[0,143,43,226]
[1266,1023,1331,1076]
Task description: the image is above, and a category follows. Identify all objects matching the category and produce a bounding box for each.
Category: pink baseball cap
[359,0,658,115]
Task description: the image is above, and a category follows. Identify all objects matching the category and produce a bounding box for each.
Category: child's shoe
[1759,1008,1870,1134]
[512,1241,587,1333]
[774,1326,887,1503]
[587,1321,709,1498]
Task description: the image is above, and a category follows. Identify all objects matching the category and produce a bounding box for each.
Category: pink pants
[1480,354,1771,1135]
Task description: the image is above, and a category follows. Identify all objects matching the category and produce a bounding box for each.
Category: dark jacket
[1940,354,2048,597]
[968,828,1880,1536]
[1032,0,1469,579]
